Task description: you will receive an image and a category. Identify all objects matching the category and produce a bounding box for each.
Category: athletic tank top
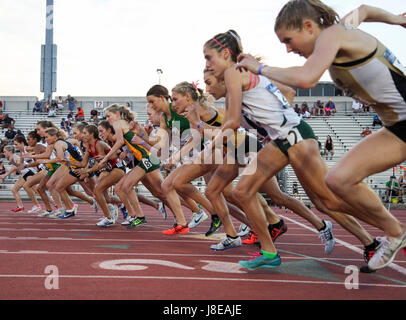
[21,146,37,175]
[241,75,300,140]
[57,139,82,165]
[164,103,191,134]
[123,130,150,161]
[88,139,118,168]
[329,34,406,126]
[205,108,223,127]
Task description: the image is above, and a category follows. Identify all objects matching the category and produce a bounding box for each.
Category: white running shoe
[48,210,60,218]
[368,230,406,271]
[188,210,208,228]
[319,220,336,255]
[237,223,250,237]
[37,210,52,218]
[210,236,242,251]
[96,217,114,227]
[121,216,134,226]
[28,205,42,214]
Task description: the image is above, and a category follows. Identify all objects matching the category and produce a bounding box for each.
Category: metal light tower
[40,0,57,101]
[157,69,163,85]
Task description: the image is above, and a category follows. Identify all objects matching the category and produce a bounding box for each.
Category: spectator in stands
[57,96,64,110]
[294,104,301,115]
[1,114,15,130]
[60,118,71,135]
[385,176,401,203]
[76,106,85,122]
[325,99,336,115]
[361,127,372,138]
[352,99,362,113]
[67,111,74,126]
[324,103,331,116]
[42,94,51,113]
[363,102,371,113]
[302,109,311,118]
[318,101,324,116]
[324,135,334,160]
[90,109,99,124]
[301,102,309,115]
[60,118,71,136]
[48,105,57,117]
[0,101,3,113]
[65,94,77,112]
[33,99,42,114]
[312,101,319,116]
[372,114,383,128]
[51,99,58,112]
[4,126,17,142]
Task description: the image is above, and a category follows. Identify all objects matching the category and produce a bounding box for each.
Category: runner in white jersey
[203,29,378,270]
[236,2,406,272]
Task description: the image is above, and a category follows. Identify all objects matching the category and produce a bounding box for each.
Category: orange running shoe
[11,207,24,213]
[242,231,258,244]
[162,224,189,235]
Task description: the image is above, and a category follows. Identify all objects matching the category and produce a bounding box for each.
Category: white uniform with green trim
[241,75,300,140]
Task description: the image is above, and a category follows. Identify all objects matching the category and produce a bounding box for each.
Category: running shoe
[368,230,406,271]
[243,231,258,244]
[268,219,288,242]
[239,251,281,270]
[210,236,242,251]
[11,207,24,213]
[28,205,42,214]
[158,202,167,220]
[127,217,147,229]
[237,223,250,237]
[363,238,382,263]
[96,217,114,228]
[121,216,134,226]
[37,210,52,218]
[318,220,336,255]
[162,224,189,235]
[205,215,222,237]
[189,210,208,228]
[58,210,75,219]
[120,204,128,219]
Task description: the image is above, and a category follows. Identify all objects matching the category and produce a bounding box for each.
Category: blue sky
[0,0,404,98]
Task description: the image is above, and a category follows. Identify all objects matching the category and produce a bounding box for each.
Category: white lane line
[0,273,404,288]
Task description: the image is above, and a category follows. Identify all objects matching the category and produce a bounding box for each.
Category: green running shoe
[205,215,222,237]
[239,252,281,270]
[127,217,147,229]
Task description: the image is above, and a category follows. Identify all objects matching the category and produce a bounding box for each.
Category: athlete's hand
[183,104,201,127]
[131,135,144,145]
[236,53,261,74]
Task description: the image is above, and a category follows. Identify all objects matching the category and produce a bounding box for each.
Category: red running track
[0,201,405,301]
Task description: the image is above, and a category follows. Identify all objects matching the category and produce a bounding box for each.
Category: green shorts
[46,163,61,176]
[274,120,316,156]
[136,153,160,173]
